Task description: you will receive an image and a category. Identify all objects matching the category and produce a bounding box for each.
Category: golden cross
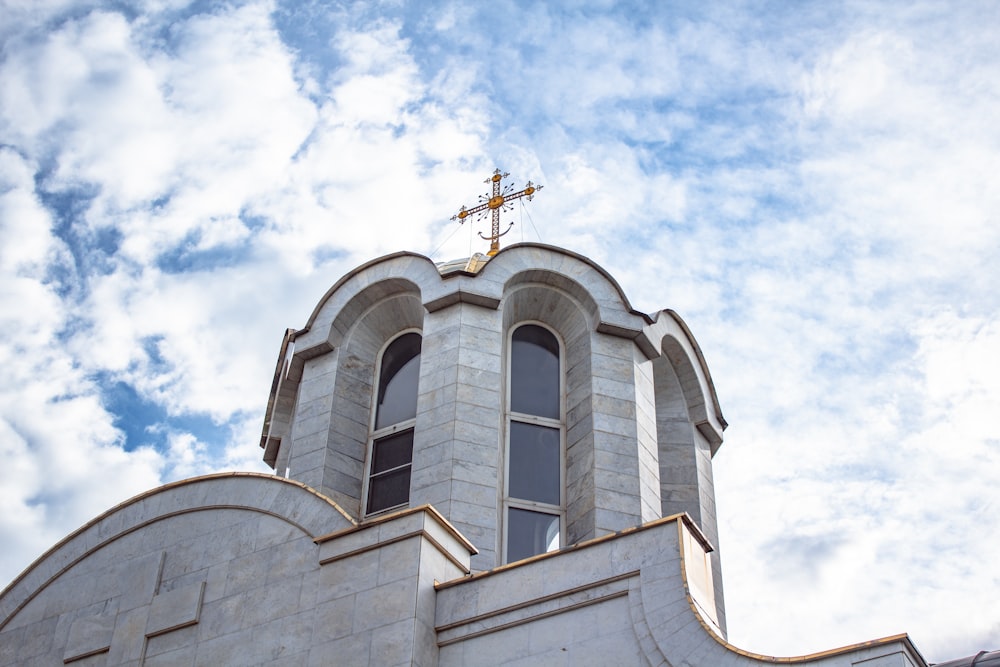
[451,169,543,256]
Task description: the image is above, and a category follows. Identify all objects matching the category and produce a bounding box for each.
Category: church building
[0,174,939,665]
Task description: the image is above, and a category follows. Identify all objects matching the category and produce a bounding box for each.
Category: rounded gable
[646,309,727,449]
[0,473,353,633]
[481,243,651,336]
[293,252,441,356]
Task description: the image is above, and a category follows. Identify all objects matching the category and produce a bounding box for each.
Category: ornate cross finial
[451,169,543,256]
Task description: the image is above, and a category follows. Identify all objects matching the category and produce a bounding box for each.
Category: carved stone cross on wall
[62,551,205,664]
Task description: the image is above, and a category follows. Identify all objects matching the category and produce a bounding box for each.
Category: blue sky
[1,0,999,661]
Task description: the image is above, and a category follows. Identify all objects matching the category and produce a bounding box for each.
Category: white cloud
[0,151,169,584]
[699,11,1000,659]
[1,2,998,662]
[802,32,899,117]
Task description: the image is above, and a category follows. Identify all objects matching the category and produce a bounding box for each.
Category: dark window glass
[507,508,560,562]
[368,332,421,516]
[508,422,560,505]
[371,429,413,474]
[368,464,411,513]
[510,325,559,419]
[375,332,421,430]
[368,430,413,513]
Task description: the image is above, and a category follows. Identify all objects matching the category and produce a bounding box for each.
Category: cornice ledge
[423,288,501,313]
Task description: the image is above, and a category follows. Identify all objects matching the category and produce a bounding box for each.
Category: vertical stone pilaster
[411,302,503,570]
[410,304,461,520]
[312,509,473,666]
[633,347,662,524]
[590,333,645,536]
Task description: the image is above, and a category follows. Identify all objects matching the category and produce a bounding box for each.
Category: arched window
[503,323,564,562]
[364,331,421,515]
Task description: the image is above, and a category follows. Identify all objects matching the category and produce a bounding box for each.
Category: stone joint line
[435,572,636,646]
[62,551,206,664]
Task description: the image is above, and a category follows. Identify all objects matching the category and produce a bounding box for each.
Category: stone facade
[261,245,729,608]
[0,244,929,666]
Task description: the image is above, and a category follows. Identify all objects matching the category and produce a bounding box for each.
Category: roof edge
[296,251,439,340]
[484,242,655,325]
[662,308,728,431]
[0,473,354,611]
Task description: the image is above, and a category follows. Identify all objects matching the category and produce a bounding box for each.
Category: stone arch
[327,277,424,350]
[292,253,440,356]
[264,271,431,472]
[651,321,728,631]
[644,309,726,450]
[324,280,425,517]
[659,333,715,446]
[501,268,602,330]
[500,275,595,547]
[484,244,648,333]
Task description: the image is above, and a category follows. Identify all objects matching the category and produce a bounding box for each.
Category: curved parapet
[0,473,354,631]
[261,245,719,464]
[291,243,653,354]
[434,513,926,667]
[637,517,926,667]
[0,473,478,666]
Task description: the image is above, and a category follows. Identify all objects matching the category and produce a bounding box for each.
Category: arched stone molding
[283,278,425,515]
[262,263,433,472]
[496,265,658,546]
[645,309,727,450]
[500,277,594,547]
[0,473,353,634]
[327,278,424,350]
[477,243,651,340]
[502,269,601,329]
[294,253,440,357]
[326,290,424,516]
[645,309,728,631]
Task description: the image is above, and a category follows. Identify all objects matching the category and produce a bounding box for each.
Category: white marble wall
[263,244,730,613]
[0,475,471,667]
[434,513,923,667]
[1,246,933,666]
[1,470,924,666]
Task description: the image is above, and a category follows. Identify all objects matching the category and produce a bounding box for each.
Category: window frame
[501,321,567,563]
[361,328,421,518]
